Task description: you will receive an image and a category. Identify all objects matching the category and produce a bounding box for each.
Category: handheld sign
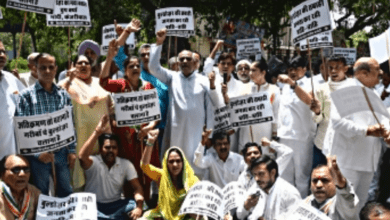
[179,181,245,220]
[236,38,261,60]
[7,0,55,14]
[299,31,333,51]
[213,105,232,132]
[290,0,332,44]
[14,107,76,155]
[37,193,97,220]
[47,0,91,27]
[114,89,161,127]
[229,92,274,128]
[332,47,357,65]
[280,202,331,220]
[369,29,390,64]
[331,86,390,119]
[101,23,136,55]
[155,7,194,37]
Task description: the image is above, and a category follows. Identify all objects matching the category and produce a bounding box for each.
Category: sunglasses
[140,53,149,57]
[179,57,193,62]
[6,166,30,174]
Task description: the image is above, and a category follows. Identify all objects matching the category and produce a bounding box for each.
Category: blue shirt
[15,81,76,154]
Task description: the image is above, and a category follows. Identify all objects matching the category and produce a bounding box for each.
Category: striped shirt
[15,82,76,153]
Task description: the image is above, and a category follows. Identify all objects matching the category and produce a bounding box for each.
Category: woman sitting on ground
[140,130,200,220]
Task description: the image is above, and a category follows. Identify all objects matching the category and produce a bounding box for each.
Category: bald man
[323,57,389,217]
[148,29,218,178]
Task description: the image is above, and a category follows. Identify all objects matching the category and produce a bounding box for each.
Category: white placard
[236,38,261,60]
[14,107,76,155]
[290,0,332,44]
[114,89,161,127]
[369,29,390,64]
[46,0,91,27]
[331,86,390,119]
[37,193,97,220]
[213,105,232,132]
[7,0,55,14]
[299,31,333,51]
[101,23,136,55]
[229,92,274,128]
[155,7,194,37]
[281,202,331,220]
[222,182,245,214]
[332,47,357,65]
[179,181,225,220]
[179,181,246,219]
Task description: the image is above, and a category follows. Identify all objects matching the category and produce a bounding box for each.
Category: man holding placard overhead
[149,28,218,178]
[323,57,390,214]
[15,53,75,197]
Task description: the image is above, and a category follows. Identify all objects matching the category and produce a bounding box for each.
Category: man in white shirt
[19,53,39,87]
[79,115,144,220]
[238,138,293,191]
[194,129,246,188]
[277,56,317,197]
[237,156,301,220]
[149,29,218,179]
[0,40,25,160]
[304,156,359,220]
[323,57,390,214]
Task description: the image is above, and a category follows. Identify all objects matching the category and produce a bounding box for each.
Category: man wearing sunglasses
[148,28,218,179]
[0,155,41,220]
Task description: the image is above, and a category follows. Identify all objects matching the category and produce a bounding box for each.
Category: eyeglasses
[179,57,193,62]
[6,166,30,175]
[140,53,149,58]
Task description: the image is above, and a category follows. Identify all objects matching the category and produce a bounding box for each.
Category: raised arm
[203,40,224,76]
[116,19,141,46]
[79,114,110,170]
[100,39,119,85]
[193,128,213,169]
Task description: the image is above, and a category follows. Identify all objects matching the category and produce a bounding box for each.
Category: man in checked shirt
[15,53,76,197]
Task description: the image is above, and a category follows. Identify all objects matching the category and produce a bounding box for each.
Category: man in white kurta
[323,57,389,215]
[19,53,39,87]
[237,156,301,220]
[277,56,317,198]
[0,40,25,159]
[148,29,218,178]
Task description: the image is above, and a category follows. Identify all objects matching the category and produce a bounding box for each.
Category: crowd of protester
[2,18,390,220]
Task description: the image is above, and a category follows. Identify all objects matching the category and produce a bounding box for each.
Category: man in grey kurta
[304,156,359,220]
[148,28,218,178]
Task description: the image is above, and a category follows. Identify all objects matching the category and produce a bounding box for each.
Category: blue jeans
[27,147,72,198]
[97,198,136,220]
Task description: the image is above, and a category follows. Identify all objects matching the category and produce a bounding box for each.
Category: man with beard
[304,156,358,220]
[239,156,301,220]
[194,129,246,188]
[149,28,218,179]
[0,40,25,160]
[79,115,144,220]
[238,138,293,191]
[236,140,293,220]
[236,60,251,84]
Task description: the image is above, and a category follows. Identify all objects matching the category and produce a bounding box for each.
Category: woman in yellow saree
[140,130,201,220]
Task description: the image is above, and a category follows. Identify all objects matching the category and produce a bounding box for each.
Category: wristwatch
[290,80,297,90]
